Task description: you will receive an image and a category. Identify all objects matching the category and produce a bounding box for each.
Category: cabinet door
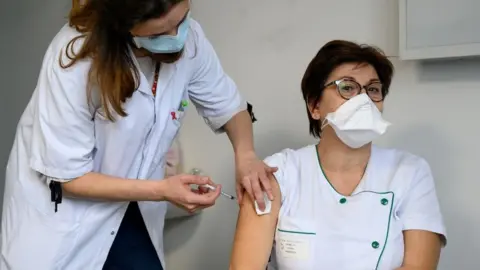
[399,0,480,60]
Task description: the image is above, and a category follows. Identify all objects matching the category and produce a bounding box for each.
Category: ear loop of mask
[320,118,329,131]
[308,97,329,134]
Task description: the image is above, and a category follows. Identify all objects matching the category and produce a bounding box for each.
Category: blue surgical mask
[133,12,191,54]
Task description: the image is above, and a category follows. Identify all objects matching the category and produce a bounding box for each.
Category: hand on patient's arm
[229,175,281,270]
[398,230,442,270]
[224,110,278,210]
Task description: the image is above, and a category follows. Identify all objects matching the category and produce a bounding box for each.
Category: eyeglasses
[324,78,384,102]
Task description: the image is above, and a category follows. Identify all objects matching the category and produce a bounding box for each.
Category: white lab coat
[265,145,446,270]
[1,20,246,270]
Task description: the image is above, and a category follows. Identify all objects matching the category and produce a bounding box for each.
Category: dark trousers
[103,202,163,270]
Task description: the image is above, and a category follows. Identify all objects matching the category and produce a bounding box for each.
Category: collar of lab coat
[129,46,177,97]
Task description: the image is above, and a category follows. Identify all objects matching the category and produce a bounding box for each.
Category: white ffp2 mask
[322,93,391,148]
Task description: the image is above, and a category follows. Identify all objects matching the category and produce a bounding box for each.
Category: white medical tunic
[1,20,246,270]
[265,145,446,270]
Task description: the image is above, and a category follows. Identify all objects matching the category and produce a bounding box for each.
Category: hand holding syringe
[190,168,236,200]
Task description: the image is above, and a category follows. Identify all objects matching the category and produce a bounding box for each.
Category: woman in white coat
[230,40,447,270]
[1,0,276,269]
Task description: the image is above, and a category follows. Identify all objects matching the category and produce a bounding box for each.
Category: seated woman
[229,40,446,270]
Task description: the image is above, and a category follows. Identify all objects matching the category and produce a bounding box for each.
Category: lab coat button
[381,198,389,205]
[339,198,347,204]
[111,231,115,236]
[371,241,380,249]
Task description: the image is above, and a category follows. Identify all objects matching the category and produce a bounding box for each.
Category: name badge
[277,230,315,261]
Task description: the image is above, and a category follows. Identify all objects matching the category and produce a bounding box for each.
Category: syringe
[202,184,236,200]
[190,168,236,200]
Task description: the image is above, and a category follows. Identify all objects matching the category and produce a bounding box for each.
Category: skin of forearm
[62,172,166,201]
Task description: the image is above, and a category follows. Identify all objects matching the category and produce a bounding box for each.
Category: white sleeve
[187,21,247,133]
[29,44,95,181]
[397,159,447,244]
[263,150,293,204]
[255,149,296,215]
[253,151,292,216]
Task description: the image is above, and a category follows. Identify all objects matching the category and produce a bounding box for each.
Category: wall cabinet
[399,0,480,60]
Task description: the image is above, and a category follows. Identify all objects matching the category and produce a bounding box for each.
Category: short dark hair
[301,40,394,138]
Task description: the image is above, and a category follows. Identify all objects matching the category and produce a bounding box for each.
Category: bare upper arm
[401,230,442,270]
[230,174,281,270]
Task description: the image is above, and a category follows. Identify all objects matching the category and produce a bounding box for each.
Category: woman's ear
[308,100,322,120]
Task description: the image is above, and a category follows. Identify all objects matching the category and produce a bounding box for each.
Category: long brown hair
[62,0,184,121]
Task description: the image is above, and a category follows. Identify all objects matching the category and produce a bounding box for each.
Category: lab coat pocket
[166,107,185,144]
[155,107,185,168]
[170,108,186,128]
[275,217,316,270]
[170,94,189,127]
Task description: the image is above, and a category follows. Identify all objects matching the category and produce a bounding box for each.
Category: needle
[190,168,236,200]
[202,184,236,200]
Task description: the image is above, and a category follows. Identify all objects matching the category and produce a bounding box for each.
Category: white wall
[164,0,480,269]
[0,0,70,218]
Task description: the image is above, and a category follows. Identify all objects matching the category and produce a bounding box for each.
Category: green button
[339,198,347,204]
[381,198,389,205]
[181,100,189,107]
[371,241,380,249]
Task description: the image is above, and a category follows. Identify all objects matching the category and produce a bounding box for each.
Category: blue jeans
[103,202,163,270]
